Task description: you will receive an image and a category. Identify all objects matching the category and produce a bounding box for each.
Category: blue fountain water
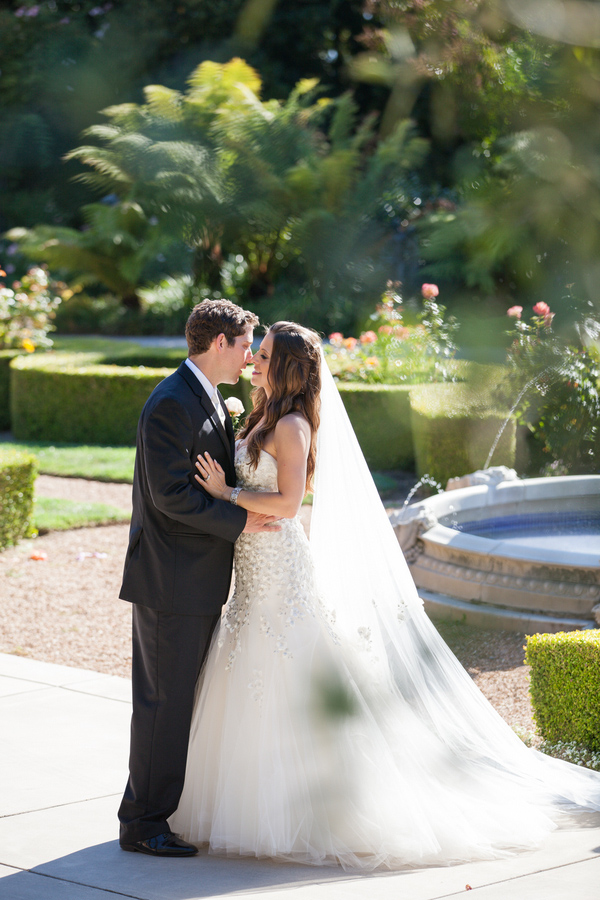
[453,511,600,554]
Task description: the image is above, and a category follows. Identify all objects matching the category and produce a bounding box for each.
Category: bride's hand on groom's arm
[195,453,230,500]
[195,453,281,532]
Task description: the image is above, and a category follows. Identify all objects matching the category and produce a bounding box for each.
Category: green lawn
[33,497,130,533]
[51,336,152,354]
[0,438,135,483]
[51,335,186,365]
[1,437,406,497]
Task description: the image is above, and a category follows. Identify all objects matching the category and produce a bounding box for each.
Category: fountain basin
[391,475,600,633]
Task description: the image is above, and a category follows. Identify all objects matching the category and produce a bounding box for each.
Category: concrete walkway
[1,652,599,900]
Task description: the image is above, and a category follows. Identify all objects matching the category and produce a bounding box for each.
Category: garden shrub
[0,266,63,351]
[54,277,200,337]
[500,300,600,475]
[336,383,414,469]
[525,631,600,752]
[0,350,21,430]
[10,352,251,445]
[0,447,37,550]
[11,353,173,445]
[409,380,515,484]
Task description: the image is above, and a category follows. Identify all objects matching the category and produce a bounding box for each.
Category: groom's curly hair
[239,321,321,492]
[186,299,258,355]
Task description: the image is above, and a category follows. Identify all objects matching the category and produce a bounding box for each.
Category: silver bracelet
[229,486,243,506]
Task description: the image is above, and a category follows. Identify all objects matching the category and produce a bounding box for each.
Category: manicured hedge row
[0,447,37,550]
[0,350,21,430]
[409,379,515,485]
[336,383,414,469]
[11,353,172,445]
[9,352,511,477]
[525,631,600,751]
[10,352,250,446]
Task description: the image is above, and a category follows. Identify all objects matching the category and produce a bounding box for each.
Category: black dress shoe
[120,832,198,857]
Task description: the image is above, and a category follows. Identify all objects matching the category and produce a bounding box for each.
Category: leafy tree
[0,0,368,231]
[351,1,600,323]
[40,58,426,326]
[355,0,551,147]
[7,200,184,309]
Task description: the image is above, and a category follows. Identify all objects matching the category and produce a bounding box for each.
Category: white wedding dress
[170,439,600,870]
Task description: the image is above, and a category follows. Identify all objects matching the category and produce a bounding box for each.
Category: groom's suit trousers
[118,604,219,844]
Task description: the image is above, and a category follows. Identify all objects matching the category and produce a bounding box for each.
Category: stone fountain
[391,469,600,633]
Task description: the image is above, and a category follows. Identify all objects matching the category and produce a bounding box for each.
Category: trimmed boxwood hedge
[11,353,172,445]
[10,352,251,446]
[336,383,414,469]
[525,631,600,751]
[409,381,515,485]
[9,351,511,474]
[0,350,21,430]
[0,447,37,550]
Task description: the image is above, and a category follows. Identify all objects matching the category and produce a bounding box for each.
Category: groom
[118,299,276,857]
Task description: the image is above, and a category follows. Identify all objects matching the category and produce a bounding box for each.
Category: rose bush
[324,283,458,385]
[0,265,65,351]
[500,299,600,474]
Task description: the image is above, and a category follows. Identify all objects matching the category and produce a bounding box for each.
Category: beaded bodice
[217,446,327,672]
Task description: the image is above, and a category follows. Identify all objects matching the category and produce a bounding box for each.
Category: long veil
[310,351,600,814]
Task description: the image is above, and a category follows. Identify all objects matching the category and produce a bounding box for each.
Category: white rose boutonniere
[225,396,245,430]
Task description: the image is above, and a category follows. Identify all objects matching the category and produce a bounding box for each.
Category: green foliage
[0,266,63,350]
[336,383,414,470]
[358,1,551,144]
[356,2,600,323]
[59,58,427,331]
[418,50,600,317]
[34,496,130,534]
[0,349,21,430]
[409,379,515,484]
[525,631,600,752]
[498,300,600,474]
[0,1,367,231]
[6,202,188,309]
[0,447,37,551]
[538,740,600,773]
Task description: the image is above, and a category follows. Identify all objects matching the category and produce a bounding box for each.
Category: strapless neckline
[235,443,277,465]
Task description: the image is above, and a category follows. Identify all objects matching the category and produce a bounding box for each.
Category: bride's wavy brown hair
[238,321,321,491]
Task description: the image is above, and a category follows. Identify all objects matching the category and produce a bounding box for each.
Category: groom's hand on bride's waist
[243,511,282,533]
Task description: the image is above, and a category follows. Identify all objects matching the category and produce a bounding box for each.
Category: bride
[170,321,600,870]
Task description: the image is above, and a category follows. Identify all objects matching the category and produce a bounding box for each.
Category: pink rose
[507,306,523,318]
[328,332,343,347]
[343,337,358,351]
[421,283,439,299]
[360,330,377,344]
[378,325,392,335]
[532,301,550,316]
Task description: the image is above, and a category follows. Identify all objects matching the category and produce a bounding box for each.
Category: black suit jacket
[120,361,247,615]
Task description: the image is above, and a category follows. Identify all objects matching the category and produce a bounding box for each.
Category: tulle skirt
[169,582,592,871]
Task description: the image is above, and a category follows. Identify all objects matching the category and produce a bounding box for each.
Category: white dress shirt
[185,357,226,427]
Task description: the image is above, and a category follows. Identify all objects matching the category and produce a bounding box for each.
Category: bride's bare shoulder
[274,413,311,450]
